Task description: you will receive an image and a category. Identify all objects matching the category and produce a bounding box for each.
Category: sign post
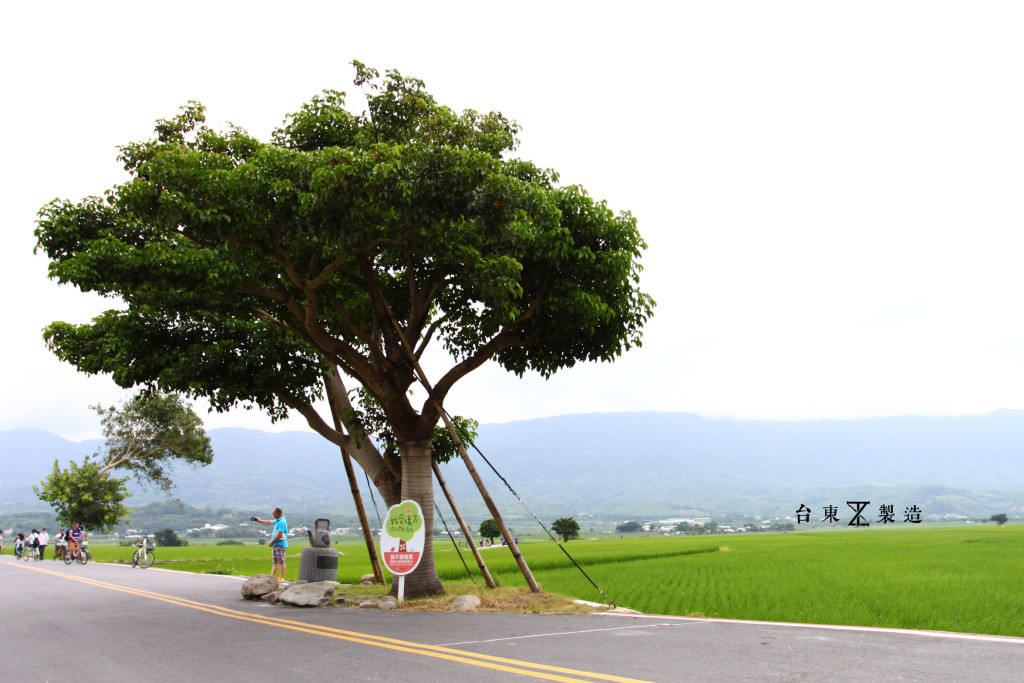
[379,499,425,602]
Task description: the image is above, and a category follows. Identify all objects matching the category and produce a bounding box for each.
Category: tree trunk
[391,438,444,597]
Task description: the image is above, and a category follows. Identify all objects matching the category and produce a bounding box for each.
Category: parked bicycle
[131,538,155,568]
[63,540,90,565]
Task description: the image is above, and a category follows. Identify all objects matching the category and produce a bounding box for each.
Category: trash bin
[298,519,337,582]
[299,546,339,582]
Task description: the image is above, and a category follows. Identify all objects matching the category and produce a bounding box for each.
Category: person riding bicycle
[67,523,85,559]
[54,528,67,560]
[14,533,25,559]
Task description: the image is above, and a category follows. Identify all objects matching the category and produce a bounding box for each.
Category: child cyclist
[14,533,25,559]
[54,528,67,560]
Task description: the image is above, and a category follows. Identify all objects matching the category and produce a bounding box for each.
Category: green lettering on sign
[386,501,423,541]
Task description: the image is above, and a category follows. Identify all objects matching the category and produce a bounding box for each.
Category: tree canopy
[551,517,580,542]
[478,518,501,542]
[154,528,187,547]
[93,390,214,494]
[34,62,653,595]
[34,458,131,532]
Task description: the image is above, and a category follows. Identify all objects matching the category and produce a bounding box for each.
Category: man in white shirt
[37,528,50,560]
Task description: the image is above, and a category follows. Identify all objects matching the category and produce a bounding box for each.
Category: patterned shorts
[272,545,286,563]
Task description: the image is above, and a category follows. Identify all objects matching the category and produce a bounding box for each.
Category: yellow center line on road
[8,562,650,683]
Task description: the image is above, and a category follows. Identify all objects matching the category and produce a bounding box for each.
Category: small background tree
[34,459,130,532]
[551,517,580,542]
[990,513,1009,526]
[616,521,643,533]
[34,390,213,532]
[91,390,214,494]
[478,518,501,543]
[154,528,187,546]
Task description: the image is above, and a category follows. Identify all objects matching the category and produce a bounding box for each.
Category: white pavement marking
[595,612,1024,645]
[441,622,685,646]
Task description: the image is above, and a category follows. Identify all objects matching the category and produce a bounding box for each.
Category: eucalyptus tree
[35,62,653,595]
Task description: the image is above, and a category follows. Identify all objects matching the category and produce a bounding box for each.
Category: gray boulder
[242,574,282,600]
[448,595,482,612]
[279,582,335,607]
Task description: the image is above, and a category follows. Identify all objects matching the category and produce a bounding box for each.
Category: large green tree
[35,62,653,596]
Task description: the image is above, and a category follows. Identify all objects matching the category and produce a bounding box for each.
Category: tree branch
[323,366,400,482]
[278,396,354,451]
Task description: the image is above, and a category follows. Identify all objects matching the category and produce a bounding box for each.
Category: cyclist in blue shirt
[67,523,85,558]
[253,508,288,582]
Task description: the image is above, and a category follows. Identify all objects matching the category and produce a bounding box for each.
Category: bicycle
[63,540,90,565]
[24,545,39,561]
[131,538,155,568]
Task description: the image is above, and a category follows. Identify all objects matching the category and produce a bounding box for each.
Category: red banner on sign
[383,551,421,575]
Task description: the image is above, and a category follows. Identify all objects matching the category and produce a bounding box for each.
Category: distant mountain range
[2,411,1023,522]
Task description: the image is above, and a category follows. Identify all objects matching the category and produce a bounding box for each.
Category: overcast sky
[4,2,1024,441]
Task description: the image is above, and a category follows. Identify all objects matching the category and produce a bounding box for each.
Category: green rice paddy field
[85,525,1024,637]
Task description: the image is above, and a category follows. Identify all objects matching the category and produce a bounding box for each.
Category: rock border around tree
[241,575,487,611]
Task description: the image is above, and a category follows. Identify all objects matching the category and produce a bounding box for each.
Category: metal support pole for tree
[433,461,497,588]
[326,380,385,584]
[383,312,542,593]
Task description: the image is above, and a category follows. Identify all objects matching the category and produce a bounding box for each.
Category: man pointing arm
[253,507,288,582]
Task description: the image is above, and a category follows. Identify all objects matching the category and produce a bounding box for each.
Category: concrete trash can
[298,547,339,583]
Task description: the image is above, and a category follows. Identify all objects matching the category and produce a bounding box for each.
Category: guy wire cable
[364,471,383,527]
[435,502,476,582]
[410,366,616,608]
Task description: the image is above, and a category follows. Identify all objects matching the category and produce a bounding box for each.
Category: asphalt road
[3,555,1022,682]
